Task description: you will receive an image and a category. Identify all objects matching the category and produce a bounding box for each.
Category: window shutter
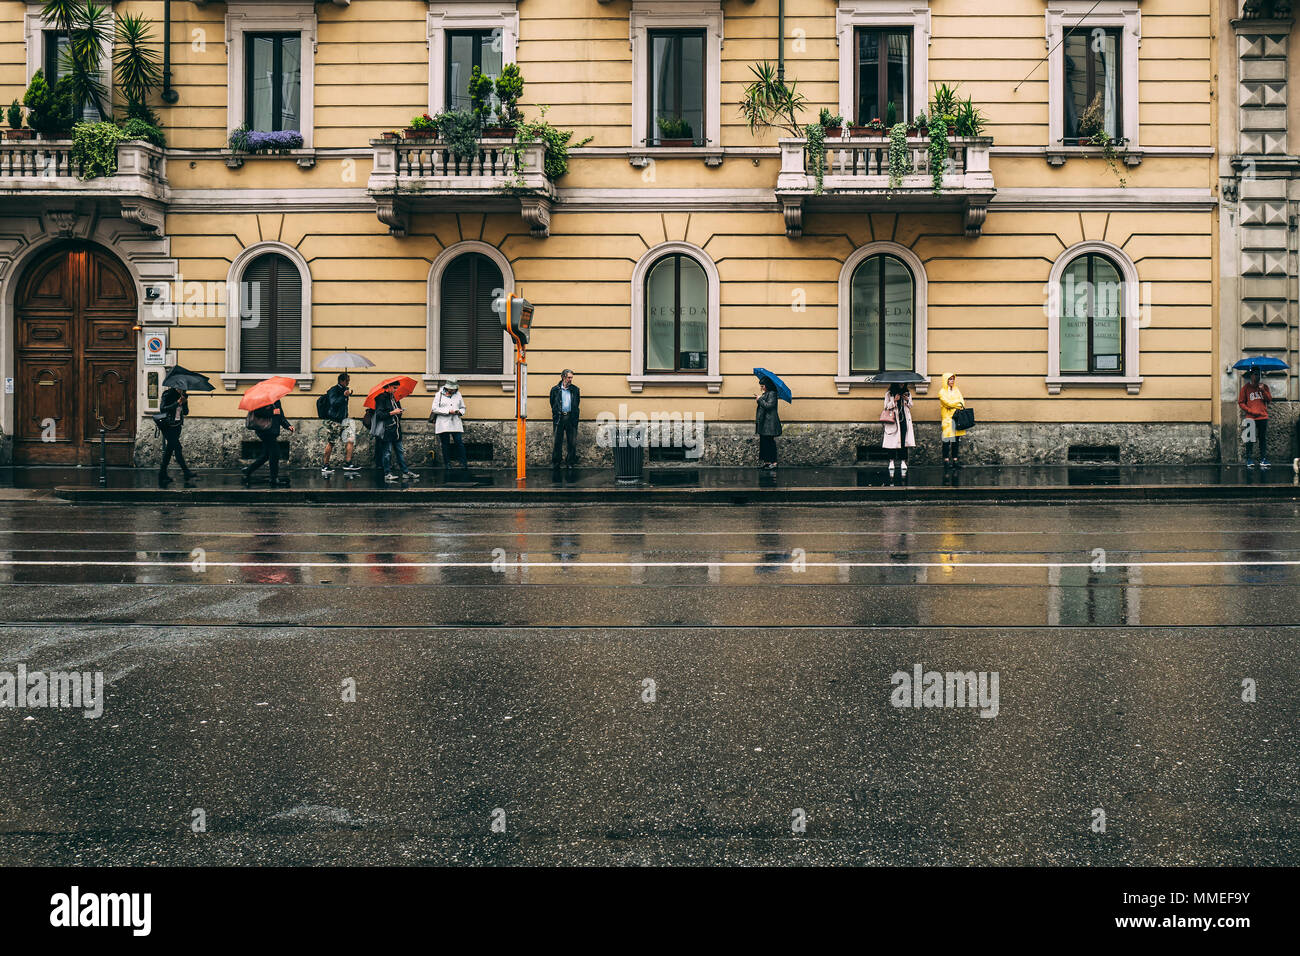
[473,257,504,374]
[239,253,301,374]
[440,254,473,372]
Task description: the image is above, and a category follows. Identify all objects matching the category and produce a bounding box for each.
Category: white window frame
[222,240,314,390]
[836,2,931,128]
[225,1,317,149]
[1045,240,1142,394]
[629,240,722,392]
[425,241,515,392]
[1045,1,1140,149]
[24,2,113,118]
[630,0,724,150]
[427,2,519,116]
[836,242,929,394]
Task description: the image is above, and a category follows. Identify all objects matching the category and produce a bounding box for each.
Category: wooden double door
[14,243,137,465]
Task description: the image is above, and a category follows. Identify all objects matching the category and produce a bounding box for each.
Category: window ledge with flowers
[224,127,314,169]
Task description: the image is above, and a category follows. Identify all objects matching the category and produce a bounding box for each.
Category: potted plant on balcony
[119,116,165,148]
[71,120,125,179]
[503,104,592,189]
[470,66,513,138]
[887,122,912,190]
[819,107,843,139]
[739,61,807,140]
[909,112,927,138]
[228,125,304,155]
[1078,93,1126,187]
[380,129,401,142]
[406,112,437,139]
[23,70,74,139]
[5,101,33,140]
[495,63,524,129]
[954,96,987,139]
[435,108,484,162]
[853,117,885,137]
[656,115,694,147]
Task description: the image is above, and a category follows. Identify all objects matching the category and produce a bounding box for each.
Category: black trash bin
[613,424,645,483]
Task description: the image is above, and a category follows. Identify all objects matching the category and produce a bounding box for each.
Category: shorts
[318,418,357,445]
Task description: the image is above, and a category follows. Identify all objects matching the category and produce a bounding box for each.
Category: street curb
[51,484,1300,505]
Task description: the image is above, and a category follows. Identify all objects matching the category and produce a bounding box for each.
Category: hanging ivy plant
[804,121,826,194]
[928,116,949,195]
[71,120,125,179]
[887,122,911,190]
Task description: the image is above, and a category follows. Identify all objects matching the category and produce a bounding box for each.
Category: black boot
[158,472,172,487]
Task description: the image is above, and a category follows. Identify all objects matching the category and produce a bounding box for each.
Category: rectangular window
[447,30,504,115]
[1063,28,1121,141]
[43,30,98,122]
[855,28,911,127]
[246,33,301,132]
[649,30,705,146]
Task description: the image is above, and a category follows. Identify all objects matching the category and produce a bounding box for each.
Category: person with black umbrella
[155,366,212,487]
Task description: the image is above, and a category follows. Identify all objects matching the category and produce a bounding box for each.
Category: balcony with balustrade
[0,139,168,234]
[367,137,556,238]
[775,135,995,238]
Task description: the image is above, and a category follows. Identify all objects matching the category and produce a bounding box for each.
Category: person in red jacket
[1238,369,1273,468]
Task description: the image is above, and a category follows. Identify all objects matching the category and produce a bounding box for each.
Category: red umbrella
[238,376,297,411]
[363,375,418,410]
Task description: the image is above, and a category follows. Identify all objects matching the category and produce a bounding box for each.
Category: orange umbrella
[238,376,297,411]
[363,375,418,410]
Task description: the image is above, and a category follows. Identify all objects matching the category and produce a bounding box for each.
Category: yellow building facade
[0,0,1220,467]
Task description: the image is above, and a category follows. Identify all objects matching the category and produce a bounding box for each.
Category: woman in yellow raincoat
[938,371,966,468]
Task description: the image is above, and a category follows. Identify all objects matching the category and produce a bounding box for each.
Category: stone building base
[103,416,1261,469]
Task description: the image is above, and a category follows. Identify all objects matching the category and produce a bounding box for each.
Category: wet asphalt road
[0,499,1297,865]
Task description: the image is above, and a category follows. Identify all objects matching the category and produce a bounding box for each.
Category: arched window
[1058,252,1124,374]
[1046,241,1141,394]
[628,242,721,392]
[645,253,708,372]
[849,253,915,374]
[439,252,504,375]
[239,252,302,374]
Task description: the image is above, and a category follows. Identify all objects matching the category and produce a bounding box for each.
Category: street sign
[144,329,168,366]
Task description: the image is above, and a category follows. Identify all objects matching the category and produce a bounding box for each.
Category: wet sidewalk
[4,461,1299,504]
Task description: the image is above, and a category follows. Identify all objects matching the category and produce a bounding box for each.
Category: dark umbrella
[162,365,215,392]
[752,367,793,403]
[869,370,928,384]
[1232,356,1289,372]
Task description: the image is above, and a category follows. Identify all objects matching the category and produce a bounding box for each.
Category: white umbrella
[318,350,376,370]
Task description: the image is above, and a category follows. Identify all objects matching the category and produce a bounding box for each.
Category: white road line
[0,528,1296,538]
[0,559,1298,570]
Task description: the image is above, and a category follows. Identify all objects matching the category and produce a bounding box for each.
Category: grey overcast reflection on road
[1,499,1297,865]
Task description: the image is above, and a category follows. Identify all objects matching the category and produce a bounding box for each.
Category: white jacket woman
[431,386,466,433]
[881,385,915,476]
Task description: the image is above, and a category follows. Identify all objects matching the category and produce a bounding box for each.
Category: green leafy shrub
[468,66,496,124]
[119,116,165,147]
[435,109,484,161]
[888,122,912,190]
[408,112,436,131]
[805,122,826,194]
[71,120,125,179]
[818,108,843,129]
[656,115,693,141]
[24,69,74,137]
[929,115,949,195]
[515,105,592,181]
[495,63,524,127]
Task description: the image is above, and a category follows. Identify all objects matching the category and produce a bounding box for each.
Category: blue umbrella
[753,367,793,403]
[1233,356,1289,372]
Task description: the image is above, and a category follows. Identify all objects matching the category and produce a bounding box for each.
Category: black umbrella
[162,365,215,392]
[868,370,927,384]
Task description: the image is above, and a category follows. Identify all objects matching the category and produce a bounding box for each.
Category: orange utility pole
[503,293,533,485]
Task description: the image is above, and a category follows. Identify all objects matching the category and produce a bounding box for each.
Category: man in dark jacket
[242,399,293,486]
[549,369,580,479]
[156,385,195,487]
[319,372,359,475]
[373,381,417,482]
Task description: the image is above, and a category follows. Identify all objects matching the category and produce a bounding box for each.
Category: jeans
[381,436,408,475]
[439,432,468,470]
[158,425,191,477]
[552,415,578,469]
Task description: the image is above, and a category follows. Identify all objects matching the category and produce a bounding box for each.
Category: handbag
[246,410,273,432]
[879,406,895,423]
[954,407,975,431]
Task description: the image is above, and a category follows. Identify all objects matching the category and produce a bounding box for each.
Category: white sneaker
[888,461,895,476]
[320,466,334,475]
[343,463,361,472]
[1293,457,1299,475]
[402,470,420,480]
[384,473,401,482]
[900,461,908,476]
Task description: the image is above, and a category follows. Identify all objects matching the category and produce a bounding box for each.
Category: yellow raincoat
[938,372,966,439]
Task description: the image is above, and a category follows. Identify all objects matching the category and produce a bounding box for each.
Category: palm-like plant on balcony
[954,97,987,138]
[113,12,162,127]
[888,122,912,190]
[739,61,807,139]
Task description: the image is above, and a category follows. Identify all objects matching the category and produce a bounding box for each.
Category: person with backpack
[156,384,196,487]
[431,378,469,475]
[242,399,293,486]
[372,380,418,483]
[317,372,359,476]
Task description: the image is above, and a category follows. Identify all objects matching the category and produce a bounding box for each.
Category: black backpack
[316,392,333,420]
